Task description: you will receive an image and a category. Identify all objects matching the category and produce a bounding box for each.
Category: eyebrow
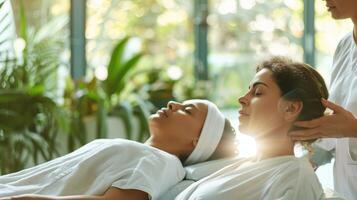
[183,103,198,111]
[249,81,269,89]
[184,103,196,109]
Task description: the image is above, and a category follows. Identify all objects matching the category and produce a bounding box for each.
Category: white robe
[176,156,323,200]
[318,31,357,200]
[0,139,185,199]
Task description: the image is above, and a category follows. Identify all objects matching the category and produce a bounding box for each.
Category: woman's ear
[278,99,303,122]
[284,101,303,122]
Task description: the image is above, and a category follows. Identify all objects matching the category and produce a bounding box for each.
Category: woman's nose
[167,101,182,110]
[238,95,248,106]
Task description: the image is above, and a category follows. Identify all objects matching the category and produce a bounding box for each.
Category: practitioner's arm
[290,99,357,140]
[9,187,149,200]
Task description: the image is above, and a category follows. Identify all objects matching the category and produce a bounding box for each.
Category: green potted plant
[102,36,153,141]
[64,37,154,150]
[146,68,177,109]
[0,0,68,174]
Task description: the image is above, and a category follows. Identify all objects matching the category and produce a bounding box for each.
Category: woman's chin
[148,115,162,128]
[149,113,164,121]
[238,125,251,135]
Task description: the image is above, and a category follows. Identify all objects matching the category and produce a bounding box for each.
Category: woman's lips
[326,4,336,12]
[327,6,336,12]
[238,110,249,117]
[157,109,168,117]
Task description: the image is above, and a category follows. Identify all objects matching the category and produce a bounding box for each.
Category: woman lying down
[176,57,327,200]
[0,100,236,200]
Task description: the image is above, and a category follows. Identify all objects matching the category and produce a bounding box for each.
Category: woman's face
[149,100,207,149]
[324,0,357,20]
[238,68,286,138]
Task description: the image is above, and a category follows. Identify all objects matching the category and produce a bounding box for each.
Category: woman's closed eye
[254,89,263,96]
[254,92,262,96]
[182,106,194,114]
[184,108,192,114]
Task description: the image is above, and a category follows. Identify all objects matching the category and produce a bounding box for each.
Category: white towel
[184,100,225,165]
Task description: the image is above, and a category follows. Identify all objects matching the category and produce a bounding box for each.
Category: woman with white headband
[0,99,236,200]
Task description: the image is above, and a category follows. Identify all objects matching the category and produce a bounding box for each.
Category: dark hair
[256,56,329,144]
[208,118,237,160]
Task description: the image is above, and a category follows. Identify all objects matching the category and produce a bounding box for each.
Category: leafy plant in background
[0,0,154,173]
[174,76,210,101]
[102,36,153,141]
[64,37,154,151]
[0,0,15,60]
[0,0,68,174]
[144,68,177,109]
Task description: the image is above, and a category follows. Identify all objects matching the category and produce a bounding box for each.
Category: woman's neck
[254,129,294,161]
[145,136,182,158]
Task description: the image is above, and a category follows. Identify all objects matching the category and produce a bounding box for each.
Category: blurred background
[0,0,353,189]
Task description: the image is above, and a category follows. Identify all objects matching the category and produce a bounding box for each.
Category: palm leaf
[33,16,68,44]
[106,37,129,79]
[0,1,5,9]
[24,130,50,163]
[114,53,143,95]
[104,37,130,96]
[0,0,15,59]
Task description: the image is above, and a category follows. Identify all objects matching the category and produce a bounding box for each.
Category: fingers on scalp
[324,99,343,111]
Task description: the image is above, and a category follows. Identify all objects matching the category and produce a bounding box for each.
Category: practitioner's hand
[289,99,357,140]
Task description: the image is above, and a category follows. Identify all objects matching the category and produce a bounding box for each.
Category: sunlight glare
[236,133,257,157]
[240,0,256,10]
[218,0,237,15]
[167,65,183,80]
[95,65,108,81]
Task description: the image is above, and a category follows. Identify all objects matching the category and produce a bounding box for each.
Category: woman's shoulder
[271,157,323,199]
[103,139,181,161]
[83,139,183,168]
[340,32,353,42]
[89,138,147,147]
[335,32,354,53]
[254,156,317,183]
[277,156,316,175]
[79,138,151,157]
[281,157,322,190]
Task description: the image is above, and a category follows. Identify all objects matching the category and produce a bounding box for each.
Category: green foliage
[0,1,68,174]
[103,37,143,99]
[101,37,152,141]
[143,69,177,109]
[64,37,153,149]
[0,90,59,174]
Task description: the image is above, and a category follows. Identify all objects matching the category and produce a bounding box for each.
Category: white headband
[184,100,225,165]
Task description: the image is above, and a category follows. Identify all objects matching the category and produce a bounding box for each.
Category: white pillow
[184,157,247,181]
[158,180,195,200]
